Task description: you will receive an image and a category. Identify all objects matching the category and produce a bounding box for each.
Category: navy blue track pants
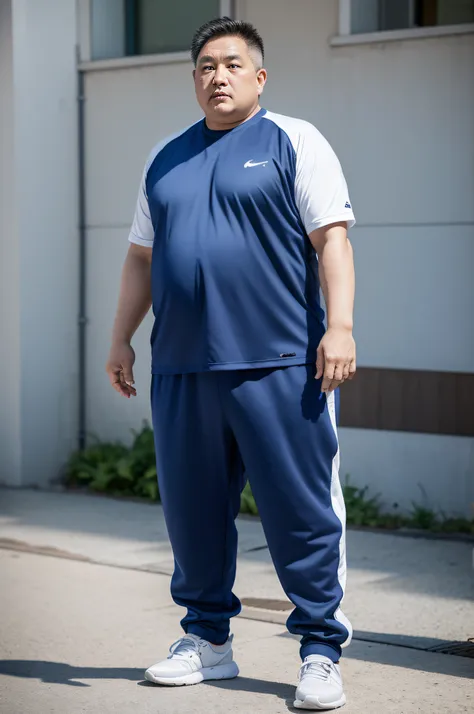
[151,364,351,662]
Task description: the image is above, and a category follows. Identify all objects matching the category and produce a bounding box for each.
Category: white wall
[0,0,79,486]
[0,0,21,482]
[82,0,474,514]
[352,226,474,371]
[339,429,474,515]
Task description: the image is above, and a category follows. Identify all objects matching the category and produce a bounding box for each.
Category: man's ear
[256,68,267,94]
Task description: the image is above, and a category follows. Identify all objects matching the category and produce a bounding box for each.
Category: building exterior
[1,0,473,516]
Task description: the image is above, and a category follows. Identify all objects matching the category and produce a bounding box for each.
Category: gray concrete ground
[0,488,473,713]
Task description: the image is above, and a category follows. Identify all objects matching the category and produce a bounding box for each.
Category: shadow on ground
[0,661,143,686]
[1,628,472,690]
[278,632,474,680]
[346,638,474,679]
[0,660,296,704]
[140,674,296,698]
[200,676,297,711]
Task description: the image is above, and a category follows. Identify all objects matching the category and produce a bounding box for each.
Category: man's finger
[326,362,344,393]
[112,378,129,398]
[348,359,357,380]
[118,371,137,398]
[322,358,335,392]
[315,346,324,380]
[108,368,136,398]
[107,365,122,387]
[122,366,135,386]
[333,363,344,384]
[342,362,351,381]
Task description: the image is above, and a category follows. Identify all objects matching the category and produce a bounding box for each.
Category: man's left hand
[315,327,356,393]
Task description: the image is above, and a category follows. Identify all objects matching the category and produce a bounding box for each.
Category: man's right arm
[106,243,152,398]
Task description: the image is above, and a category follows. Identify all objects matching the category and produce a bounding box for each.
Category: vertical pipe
[77,59,87,451]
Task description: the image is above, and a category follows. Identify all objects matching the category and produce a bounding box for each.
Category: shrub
[65,422,158,501]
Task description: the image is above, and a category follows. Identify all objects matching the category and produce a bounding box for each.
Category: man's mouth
[211,92,230,100]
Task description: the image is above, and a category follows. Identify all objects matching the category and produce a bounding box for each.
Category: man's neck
[205,104,261,132]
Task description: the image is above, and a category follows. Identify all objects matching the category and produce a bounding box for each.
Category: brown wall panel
[339,367,474,436]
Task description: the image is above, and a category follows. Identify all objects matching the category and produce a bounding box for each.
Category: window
[349,0,474,35]
[90,0,231,61]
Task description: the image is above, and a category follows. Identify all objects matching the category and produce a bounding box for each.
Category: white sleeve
[294,124,355,234]
[128,164,154,247]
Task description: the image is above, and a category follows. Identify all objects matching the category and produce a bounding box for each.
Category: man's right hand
[106,342,137,398]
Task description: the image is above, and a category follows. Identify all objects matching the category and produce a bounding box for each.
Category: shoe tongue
[183,634,201,643]
[304,654,333,666]
[172,634,201,656]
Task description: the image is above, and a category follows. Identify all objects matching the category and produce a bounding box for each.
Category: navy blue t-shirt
[129,108,355,374]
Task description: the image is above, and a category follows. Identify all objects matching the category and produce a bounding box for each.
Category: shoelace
[300,661,333,681]
[168,636,202,660]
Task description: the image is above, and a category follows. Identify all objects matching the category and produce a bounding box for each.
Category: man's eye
[203,65,214,71]
[229,64,240,69]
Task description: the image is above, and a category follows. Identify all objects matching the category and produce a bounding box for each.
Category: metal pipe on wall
[77,57,87,451]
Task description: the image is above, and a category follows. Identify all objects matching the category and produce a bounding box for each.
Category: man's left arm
[309,221,356,394]
[292,122,356,393]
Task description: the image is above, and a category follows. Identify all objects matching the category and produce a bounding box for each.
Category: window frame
[78,0,234,70]
[334,0,474,46]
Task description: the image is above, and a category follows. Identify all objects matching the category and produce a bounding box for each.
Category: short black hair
[191,17,264,67]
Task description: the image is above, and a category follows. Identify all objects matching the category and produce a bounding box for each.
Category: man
[106,16,356,711]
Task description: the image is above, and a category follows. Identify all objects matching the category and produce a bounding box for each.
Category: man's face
[194,35,266,128]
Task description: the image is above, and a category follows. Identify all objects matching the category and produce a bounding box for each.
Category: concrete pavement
[1,488,473,713]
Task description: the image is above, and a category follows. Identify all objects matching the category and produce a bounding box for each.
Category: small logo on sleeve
[345,201,352,209]
[244,159,268,168]
[280,352,296,358]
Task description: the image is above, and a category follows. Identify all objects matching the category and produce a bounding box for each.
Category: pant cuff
[300,642,342,663]
[185,624,230,646]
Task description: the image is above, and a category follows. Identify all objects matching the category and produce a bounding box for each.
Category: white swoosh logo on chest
[244,160,269,168]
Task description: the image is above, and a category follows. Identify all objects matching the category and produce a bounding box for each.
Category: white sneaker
[294,655,346,710]
[144,633,239,686]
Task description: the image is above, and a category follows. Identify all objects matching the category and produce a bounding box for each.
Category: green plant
[409,504,439,531]
[240,481,259,515]
[65,421,159,501]
[436,517,474,535]
[66,442,129,492]
[343,477,383,527]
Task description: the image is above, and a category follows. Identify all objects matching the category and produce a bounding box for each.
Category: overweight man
[106,17,356,711]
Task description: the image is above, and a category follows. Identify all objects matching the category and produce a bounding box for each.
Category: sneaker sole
[144,661,239,686]
[293,693,346,710]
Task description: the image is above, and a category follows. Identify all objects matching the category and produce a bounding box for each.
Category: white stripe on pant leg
[326,391,353,648]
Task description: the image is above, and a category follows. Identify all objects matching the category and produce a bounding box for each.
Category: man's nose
[213,65,228,85]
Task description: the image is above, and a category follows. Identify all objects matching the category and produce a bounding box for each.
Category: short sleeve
[294,124,355,234]
[128,164,154,247]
